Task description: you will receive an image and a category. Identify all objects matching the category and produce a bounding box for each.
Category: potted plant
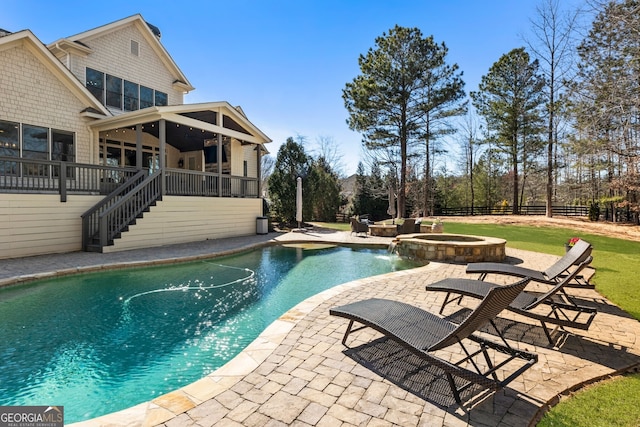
[564,237,580,252]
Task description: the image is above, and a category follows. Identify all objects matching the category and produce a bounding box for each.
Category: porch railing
[0,156,138,201]
[0,157,260,200]
[165,168,259,198]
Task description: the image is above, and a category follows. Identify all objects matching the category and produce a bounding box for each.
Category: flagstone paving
[3,227,639,427]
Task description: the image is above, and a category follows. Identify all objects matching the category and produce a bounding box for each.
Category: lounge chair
[350,217,369,236]
[466,238,593,287]
[330,278,537,404]
[396,218,416,235]
[358,214,372,225]
[427,256,596,344]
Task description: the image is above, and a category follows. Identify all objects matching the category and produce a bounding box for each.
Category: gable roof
[48,14,195,93]
[90,101,272,146]
[0,30,110,117]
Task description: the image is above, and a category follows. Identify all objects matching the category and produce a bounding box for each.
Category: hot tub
[391,233,506,263]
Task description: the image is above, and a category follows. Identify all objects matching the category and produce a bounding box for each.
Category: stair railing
[81,170,161,250]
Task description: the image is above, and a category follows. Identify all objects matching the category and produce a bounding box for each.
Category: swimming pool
[0,244,421,423]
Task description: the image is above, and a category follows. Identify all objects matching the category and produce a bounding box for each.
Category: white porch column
[257,144,262,199]
[136,124,143,170]
[159,119,166,195]
[217,132,222,197]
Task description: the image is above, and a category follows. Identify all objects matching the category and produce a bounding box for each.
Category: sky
[4,0,565,176]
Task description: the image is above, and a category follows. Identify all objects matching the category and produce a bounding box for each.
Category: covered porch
[90,101,271,198]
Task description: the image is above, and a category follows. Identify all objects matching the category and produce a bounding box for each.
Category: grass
[536,375,640,427]
[314,220,640,426]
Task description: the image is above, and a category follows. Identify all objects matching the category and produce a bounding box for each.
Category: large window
[101,139,159,171]
[86,68,169,111]
[52,130,75,163]
[86,68,104,104]
[22,125,48,160]
[0,120,19,175]
[124,81,139,111]
[106,75,123,109]
[155,91,167,106]
[0,120,75,177]
[0,120,19,157]
[140,86,153,109]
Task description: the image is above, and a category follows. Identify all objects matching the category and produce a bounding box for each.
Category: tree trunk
[546,69,555,218]
[512,142,519,215]
[399,120,407,218]
[424,138,431,216]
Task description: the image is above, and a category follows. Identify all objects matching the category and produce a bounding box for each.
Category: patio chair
[466,238,593,287]
[427,256,596,344]
[350,217,369,236]
[358,214,372,225]
[396,218,416,235]
[330,278,537,404]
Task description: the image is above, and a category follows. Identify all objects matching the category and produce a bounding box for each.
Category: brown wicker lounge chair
[396,218,416,235]
[466,238,592,287]
[330,278,537,404]
[427,256,596,344]
[350,217,369,236]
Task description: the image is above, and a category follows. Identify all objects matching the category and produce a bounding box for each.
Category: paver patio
[2,227,639,427]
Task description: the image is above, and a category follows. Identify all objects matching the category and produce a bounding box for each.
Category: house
[0,14,271,260]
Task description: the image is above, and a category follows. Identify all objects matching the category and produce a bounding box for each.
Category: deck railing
[0,156,139,201]
[0,157,260,200]
[164,168,259,198]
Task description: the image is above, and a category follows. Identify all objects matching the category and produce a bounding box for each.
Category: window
[155,91,167,106]
[0,120,19,157]
[105,144,121,167]
[22,124,48,177]
[51,130,75,162]
[22,125,48,160]
[106,75,122,109]
[86,68,104,104]
[124,81,139,111]
[130,40,139,56]
[52,130,75,178]
[86,67,168,111]
[0,120,19,175]
[140,86,153,109]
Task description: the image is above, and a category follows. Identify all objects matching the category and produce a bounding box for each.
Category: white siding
[243,144,259,178]
[0,44,94,163]
[104,196,263,253]
[0,193,265,259]
[0,194,102,259]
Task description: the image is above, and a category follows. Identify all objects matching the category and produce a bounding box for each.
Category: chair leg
[340,319,369,346]
[445,372,462,404]
[439,292,463,314]
[341,320,354,345]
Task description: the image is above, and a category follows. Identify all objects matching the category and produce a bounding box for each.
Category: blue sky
[4,0,563,175]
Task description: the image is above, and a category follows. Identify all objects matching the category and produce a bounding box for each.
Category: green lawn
[315,220,640,426]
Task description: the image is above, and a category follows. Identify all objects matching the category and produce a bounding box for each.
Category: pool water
[0,245,421,423]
